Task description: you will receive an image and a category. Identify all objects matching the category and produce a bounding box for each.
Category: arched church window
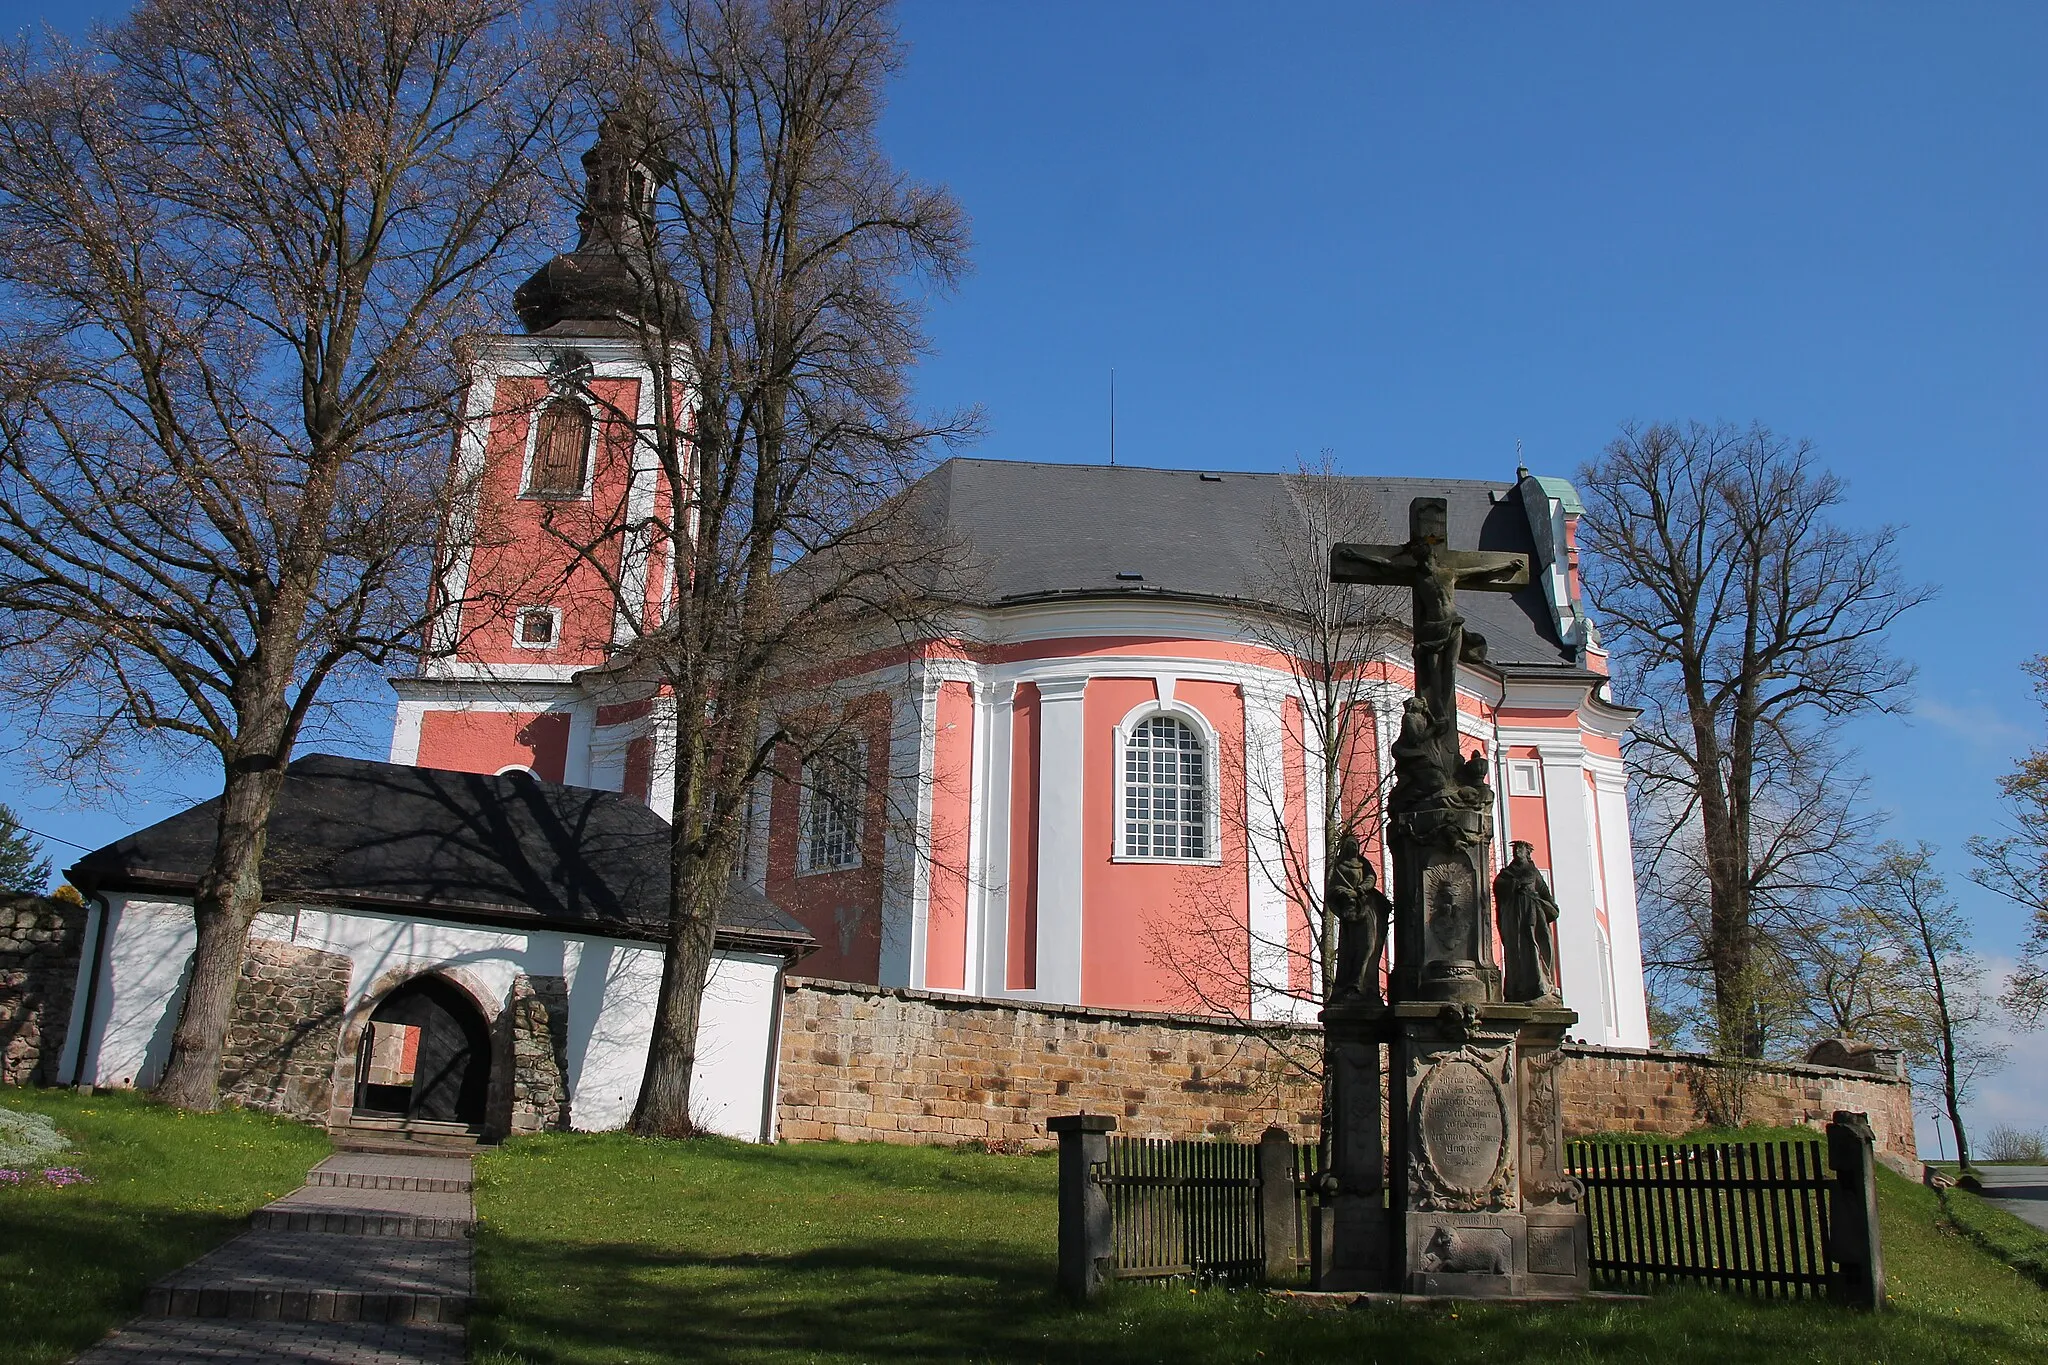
[799,740,864,874]
[526,398,592,497]
[1123,714,1208,859]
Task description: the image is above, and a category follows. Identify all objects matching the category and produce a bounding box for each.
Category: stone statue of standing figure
[1494,840,1561,1004]
[1329,832,1393,1003]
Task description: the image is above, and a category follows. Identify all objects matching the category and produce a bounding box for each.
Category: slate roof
[66,754,814,955]
[910,458,1582,671]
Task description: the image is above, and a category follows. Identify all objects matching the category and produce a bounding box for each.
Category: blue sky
[0,2,2041,1145]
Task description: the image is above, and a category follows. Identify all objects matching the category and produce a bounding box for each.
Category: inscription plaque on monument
[1417,1057,1507,1197]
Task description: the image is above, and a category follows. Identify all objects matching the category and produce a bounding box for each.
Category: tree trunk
[150,758,286,1109]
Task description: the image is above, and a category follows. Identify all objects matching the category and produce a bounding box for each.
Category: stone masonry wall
[220,936,354,1120]
[777,978,1325,1148]
[506,973,571,1135]
[1560,1044,1918,1167]
[775,978,1919,1165]
[0,894,86,1086]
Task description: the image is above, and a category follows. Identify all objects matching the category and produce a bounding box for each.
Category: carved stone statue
[1494,841,1561,1004]
[1330,833,1392,1002]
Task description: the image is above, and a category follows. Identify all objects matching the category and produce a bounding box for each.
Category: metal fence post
[1050,1113,1116,1301]
[1826,1110,1885,1309]
[1256,1126,1297,1284]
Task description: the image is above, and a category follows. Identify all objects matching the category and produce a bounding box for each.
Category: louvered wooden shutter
[529,400,591,495]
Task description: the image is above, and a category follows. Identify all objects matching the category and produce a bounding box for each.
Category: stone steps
[332,1117,486,1154]
[142,1231,473,1326]
[308,1151,473,1193]
[124,1151,480,1341]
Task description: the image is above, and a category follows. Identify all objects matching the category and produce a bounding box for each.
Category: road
[1971,1165,2048,1234]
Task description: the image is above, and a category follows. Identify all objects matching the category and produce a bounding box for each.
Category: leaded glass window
[1123,715,1208,859]
[800,742,864,873]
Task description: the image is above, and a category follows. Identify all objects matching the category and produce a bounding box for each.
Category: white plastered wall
[63,895,787,1141]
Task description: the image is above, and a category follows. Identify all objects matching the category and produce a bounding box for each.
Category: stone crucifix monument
[1314,496,1589,1298]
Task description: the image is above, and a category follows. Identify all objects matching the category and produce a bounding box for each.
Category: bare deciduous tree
[549,0,976,1136]
[1862,843,2004,1172]
[1968,654,2048,1027]
[0,0,562,1108]
[1576,421,1931,1059]
[1146,461,1400,1146]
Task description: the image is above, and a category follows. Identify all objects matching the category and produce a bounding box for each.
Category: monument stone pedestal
[1317,1001,1589,1297]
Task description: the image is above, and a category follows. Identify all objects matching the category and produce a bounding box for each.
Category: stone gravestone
[1317,496,1590,1298]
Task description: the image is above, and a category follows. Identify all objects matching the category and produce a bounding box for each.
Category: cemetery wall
[0,894,85,1085]
[1559,1043,1918,1168]
[775,978,1918,1164]
[776,977,1324,1148]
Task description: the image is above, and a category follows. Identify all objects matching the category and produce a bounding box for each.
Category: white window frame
[1112,701,1220,865]
[512,605,562,650]
[796,738,866,876]
[517,393,597,501]
[1506,759,1544,797]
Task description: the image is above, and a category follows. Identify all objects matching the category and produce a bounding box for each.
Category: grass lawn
[473,1132,2048,1365]
[0,1085,329,1365]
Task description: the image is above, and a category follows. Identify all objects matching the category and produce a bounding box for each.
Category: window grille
[526,399,591,496]
[515,607,557,648]
[1123,715,1208,859]
[801,742,864,873]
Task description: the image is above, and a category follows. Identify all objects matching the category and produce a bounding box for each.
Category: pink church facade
[388,130,1650,1045]
[390,310,1650,1045]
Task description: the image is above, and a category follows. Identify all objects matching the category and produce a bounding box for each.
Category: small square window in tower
[515,607,557,649]
[526,398,592,497]
[799,741,864,874]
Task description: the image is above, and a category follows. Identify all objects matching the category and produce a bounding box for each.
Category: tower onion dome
[513,113,668,334]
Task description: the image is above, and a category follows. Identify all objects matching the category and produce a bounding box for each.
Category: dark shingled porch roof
[66,754,813,956]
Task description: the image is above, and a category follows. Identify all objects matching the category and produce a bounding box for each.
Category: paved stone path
[1973,1164,2048,1234]
[74,1151,475,1364]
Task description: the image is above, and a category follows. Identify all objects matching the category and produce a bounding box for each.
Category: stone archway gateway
[352,974,493,1129]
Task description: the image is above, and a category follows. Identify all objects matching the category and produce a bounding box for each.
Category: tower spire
[513,104,664,335]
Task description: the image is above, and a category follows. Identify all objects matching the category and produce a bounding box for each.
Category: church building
[51,130,1652,1146]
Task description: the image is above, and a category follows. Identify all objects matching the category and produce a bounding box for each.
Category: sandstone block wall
[0,894,85,1086]
[221,937,354,1120]
[1560,1044,1917,1166]
[777,978,1325,1148]
[775,979,1918,1165]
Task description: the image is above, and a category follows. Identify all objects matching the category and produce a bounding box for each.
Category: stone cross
[1330,496,1531,1003]
[1329,498,1529,765]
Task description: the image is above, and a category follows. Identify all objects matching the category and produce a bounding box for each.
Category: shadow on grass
[472,1230,2048,1365]
[0,1204,249,1363]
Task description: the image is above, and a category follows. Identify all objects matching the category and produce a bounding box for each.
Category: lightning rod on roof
[1109,368,1116,467]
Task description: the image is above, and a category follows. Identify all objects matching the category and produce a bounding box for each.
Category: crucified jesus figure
[1329,498,1529,779]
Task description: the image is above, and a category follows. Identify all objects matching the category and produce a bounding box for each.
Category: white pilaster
[428,366,500,661]
[1301,692,1329,1004]
[646,697,678,822]
[613,366,663,645]
[1033,676,1089,1004]
[388,701,426,766]
[1591,758,1651,1046]
[1243,683,1294,1020]
[563,703,595,788]
[879,670,938,989]
[966,679,1007,996]
[1538,740,1606,1042]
